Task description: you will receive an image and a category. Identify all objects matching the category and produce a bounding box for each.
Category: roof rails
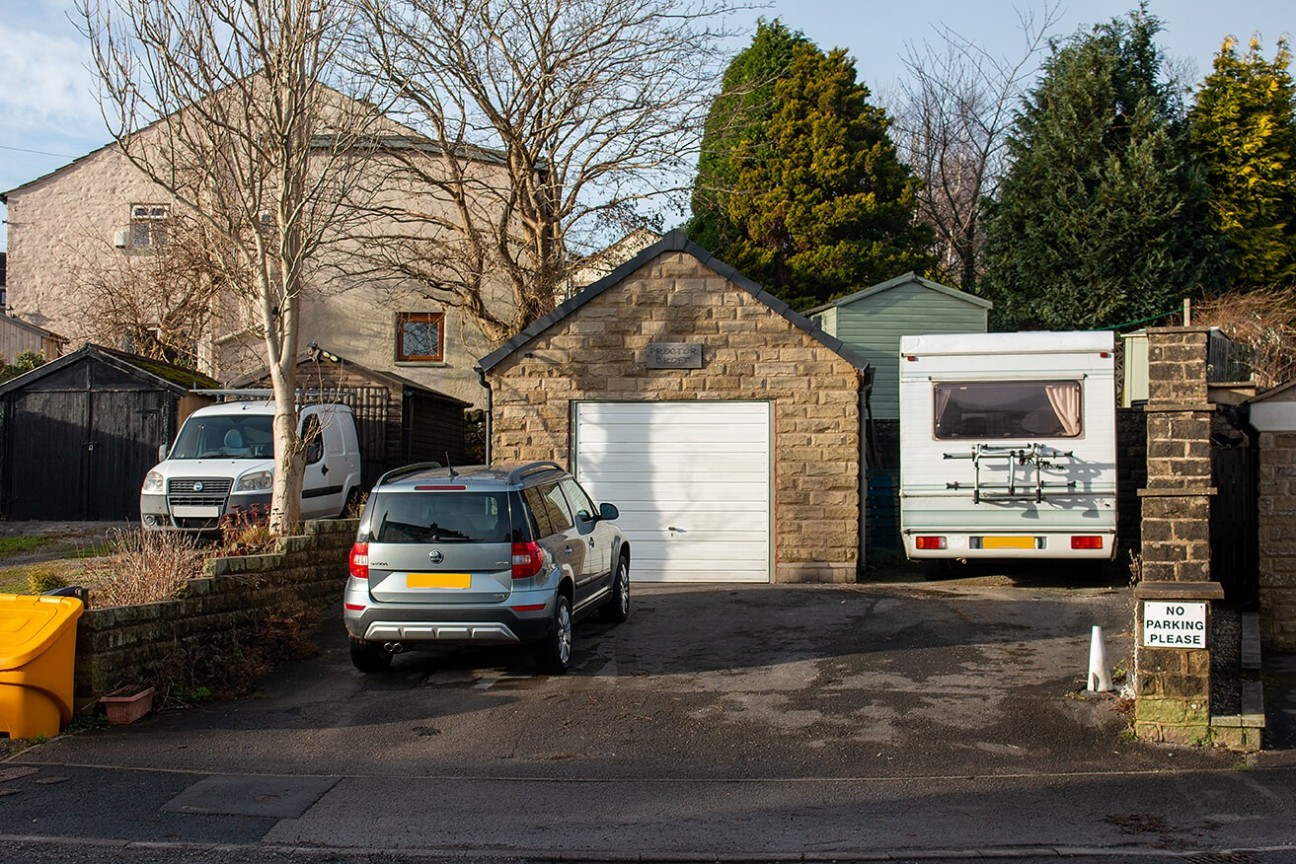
[375,462,443,487]
[506,461,564,485]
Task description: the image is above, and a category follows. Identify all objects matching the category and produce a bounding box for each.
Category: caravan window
[933,380,1082,439]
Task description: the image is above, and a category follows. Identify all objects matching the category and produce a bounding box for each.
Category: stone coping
[1134,580,1225,600]
[1137,486,1217,497]
[1142,403,1215,413]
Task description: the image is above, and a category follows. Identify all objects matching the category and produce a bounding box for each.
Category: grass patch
[0,561,85,595]
[0,534,57,559]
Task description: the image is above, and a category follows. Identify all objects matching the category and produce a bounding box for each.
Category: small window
[396,312,445,362]
[560,477,596,523]
[524,481,574,537]
[933,380,1083,440]
[300,415,324,464]
[130,203,170,248]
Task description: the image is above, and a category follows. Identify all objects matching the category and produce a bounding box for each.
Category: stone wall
[74,519,355,699]
[1258,431,1296,650]
[489,250,864,583]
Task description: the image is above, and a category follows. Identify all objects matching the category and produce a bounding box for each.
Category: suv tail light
[349,542,369,579]
[1071,536,1103,550]
[512,541,543,579]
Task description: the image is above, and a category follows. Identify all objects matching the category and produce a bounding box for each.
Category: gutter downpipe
[474,365,492,466]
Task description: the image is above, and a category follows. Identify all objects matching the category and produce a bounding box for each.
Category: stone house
[0,93,518,409]
[478,231,872,584]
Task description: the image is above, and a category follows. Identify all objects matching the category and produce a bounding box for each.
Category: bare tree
[358,0,738,341]
[79,0,384,533]
[894,4,1060,290]
[71,215,223,365]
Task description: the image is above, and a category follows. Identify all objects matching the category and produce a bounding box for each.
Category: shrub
[83,528,204,608]
[216,507,278,557]
[27,571,68,595]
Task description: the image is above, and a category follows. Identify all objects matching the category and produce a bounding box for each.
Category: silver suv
[343,461,630,674]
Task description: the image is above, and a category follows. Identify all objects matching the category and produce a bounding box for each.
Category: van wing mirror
[158,444,169,462]
[598,502,619,521]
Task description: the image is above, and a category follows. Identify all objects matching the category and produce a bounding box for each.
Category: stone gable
[488,250,863,583]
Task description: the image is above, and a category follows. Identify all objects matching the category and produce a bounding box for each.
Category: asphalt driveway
[5,578,1293,859]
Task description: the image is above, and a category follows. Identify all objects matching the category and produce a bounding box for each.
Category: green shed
[809,272,991,420]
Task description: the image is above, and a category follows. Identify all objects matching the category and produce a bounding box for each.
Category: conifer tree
[980,8,1223,330]
[1189,35,1296,286]
[690,27,932,309]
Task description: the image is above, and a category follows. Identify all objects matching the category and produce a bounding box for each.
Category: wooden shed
[228,346,472,487]
[0,315,66,366]
[0,345,217,520]
[809,273,989,550]
[808,272,991,421]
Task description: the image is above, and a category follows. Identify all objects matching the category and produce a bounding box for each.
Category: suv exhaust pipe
[384,641,404,654]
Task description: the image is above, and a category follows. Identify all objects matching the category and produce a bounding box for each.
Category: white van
[140,401,362,531]
[898,331,1118,568]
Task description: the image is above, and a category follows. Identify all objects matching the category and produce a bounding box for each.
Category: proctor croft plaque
[647,343,703,369]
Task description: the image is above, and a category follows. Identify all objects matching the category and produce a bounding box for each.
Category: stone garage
[478,230,871,584]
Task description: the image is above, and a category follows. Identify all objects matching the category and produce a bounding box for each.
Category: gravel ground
[1210,603,1242,716]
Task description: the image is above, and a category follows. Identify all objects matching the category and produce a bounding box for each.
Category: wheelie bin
[0,593,84,739]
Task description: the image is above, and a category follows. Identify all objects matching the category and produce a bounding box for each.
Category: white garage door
[573,401,771,583]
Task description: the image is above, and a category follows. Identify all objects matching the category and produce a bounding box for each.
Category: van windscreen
[170,415,275,459]
[933,380,1082,439]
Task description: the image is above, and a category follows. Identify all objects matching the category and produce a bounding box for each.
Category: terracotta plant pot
[100,686,155,725]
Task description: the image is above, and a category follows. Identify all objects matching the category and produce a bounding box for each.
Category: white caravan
[898,331,1118,566]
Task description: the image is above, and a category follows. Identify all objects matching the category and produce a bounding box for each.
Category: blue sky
[1,0,1292,251]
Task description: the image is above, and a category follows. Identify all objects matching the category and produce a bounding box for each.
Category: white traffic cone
[1088,625,1112,692]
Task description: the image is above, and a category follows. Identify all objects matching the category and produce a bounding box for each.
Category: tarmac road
[3,580,1295,863]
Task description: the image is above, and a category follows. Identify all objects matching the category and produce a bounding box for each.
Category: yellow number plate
[979,536,1038,550]
[406,573,471,589]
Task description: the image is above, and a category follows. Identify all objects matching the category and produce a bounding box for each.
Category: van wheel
[350,636,392,673]
[533,594,572,675]
[601,555,630,623]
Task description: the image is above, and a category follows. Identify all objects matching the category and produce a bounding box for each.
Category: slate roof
[0,343,219,396]
[478,230,872,375]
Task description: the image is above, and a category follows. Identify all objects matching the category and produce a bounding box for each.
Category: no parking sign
[1141,601,1207,648]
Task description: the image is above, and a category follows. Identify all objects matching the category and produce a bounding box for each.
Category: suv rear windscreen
[369,491,516,543]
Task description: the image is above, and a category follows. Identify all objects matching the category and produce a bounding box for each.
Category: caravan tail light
[349,542,369,579]
[915,536,946,550]
[1071,536,1104,550]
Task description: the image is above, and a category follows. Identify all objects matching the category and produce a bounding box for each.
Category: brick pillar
[1134,327,1222,745]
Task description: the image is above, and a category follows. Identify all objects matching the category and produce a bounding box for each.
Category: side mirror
[598,502,619,521]
[158,444,169,462]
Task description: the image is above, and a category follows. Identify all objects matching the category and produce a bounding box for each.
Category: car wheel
[600,555,630,623]
[349,636,392,673]
[533,593,573,675]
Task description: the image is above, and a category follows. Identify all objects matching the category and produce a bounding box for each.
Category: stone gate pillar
[1134,327,1223,745]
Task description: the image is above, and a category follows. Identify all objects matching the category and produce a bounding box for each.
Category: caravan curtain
[1044,382,1082,437]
